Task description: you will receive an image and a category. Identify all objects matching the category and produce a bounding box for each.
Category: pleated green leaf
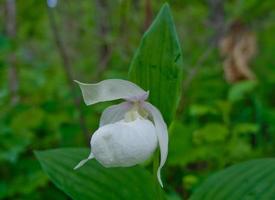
[129,3,183,124]
[35,148,164,200]
[190,158,275,200]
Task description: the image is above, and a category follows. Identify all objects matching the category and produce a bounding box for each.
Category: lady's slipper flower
[74,79,168,187]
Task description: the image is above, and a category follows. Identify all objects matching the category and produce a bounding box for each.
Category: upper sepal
[75,79,148,105]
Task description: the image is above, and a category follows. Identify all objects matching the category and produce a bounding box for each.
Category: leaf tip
[159,2,171,15]
[162,2,170,9]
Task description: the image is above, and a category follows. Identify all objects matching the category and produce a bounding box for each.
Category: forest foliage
[0,0,275,199]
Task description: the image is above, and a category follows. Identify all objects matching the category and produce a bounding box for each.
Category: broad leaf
[190,158,275,200]
[35,148,164,200]
[129,3,183,124]
[168,121,194,166]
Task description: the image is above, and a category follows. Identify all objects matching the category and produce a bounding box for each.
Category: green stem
[153,151,162,200]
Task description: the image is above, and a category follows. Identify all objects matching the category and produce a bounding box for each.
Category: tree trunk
[93,0,111,80]
[144,0,153,30]
[47,6,89,140]
[207,0,225,45]
[5,0,19,105]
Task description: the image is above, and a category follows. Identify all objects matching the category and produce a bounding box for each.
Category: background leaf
[190,158,275,200]
[128,3,183,124]
[228,80,257,102]
[35,148,164,200]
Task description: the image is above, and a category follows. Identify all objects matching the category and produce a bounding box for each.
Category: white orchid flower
[74,79,168,187]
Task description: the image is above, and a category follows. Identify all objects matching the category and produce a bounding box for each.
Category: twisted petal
[74,152,94,170]
[143,102,168,188]
[99,102,132,127]
[75,79,148,105]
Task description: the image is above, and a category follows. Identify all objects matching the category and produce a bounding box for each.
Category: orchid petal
[74,152,94,170]
[143,102,168,188]
[75,79,148,105]
[99,102,132,127]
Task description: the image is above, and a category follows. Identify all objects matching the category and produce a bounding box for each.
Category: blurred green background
[0,0,275,199]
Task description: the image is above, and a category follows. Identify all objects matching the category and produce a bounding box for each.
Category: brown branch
[176,44,215,115]
[176,0,229,115]
[47,6,89,140]
[5,0,19,105]
[182,44,216,92]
